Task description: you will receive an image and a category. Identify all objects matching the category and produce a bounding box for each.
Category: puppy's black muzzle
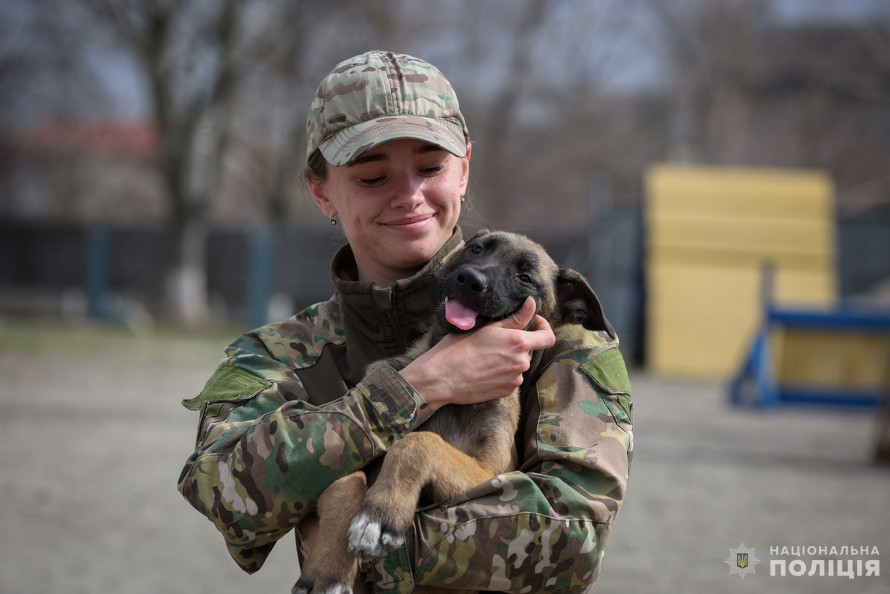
[443,265,534,328]
[454,267,489,295]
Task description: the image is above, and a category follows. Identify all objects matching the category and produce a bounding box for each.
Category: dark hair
[305,149,328,184]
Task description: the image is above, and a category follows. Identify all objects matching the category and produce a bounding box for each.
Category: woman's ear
[307,172,336,219]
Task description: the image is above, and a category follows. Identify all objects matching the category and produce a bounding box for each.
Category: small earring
[460,196,466,204]
[330,216,338,226]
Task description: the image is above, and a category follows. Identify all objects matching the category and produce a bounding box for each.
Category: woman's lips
[383,213,436,230]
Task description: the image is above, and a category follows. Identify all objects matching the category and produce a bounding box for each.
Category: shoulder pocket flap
[580,347,631,395]
[581,347,632,422]
[182,365,272,411]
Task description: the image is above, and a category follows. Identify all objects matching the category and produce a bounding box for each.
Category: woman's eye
[358,176,386,186]
[420,163,446,175]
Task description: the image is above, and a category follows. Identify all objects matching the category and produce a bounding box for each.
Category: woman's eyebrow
[346,153,387,167]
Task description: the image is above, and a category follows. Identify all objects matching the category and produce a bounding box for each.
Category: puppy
[294,229,615,594]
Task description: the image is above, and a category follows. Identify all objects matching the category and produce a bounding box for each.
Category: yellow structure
[774,329,890,394]
[645,164,838,379]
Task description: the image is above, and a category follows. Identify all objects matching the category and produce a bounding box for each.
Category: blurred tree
[475,0,548,210]
[0,0,118,219]
[81,0,246,326]
[0,0,109,133]
[755,14,890,216]
[227,0,381,223]
[452,0,650,226]
[639,0,890,215]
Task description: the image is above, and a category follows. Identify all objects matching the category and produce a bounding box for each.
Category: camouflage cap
[306,50,470,166]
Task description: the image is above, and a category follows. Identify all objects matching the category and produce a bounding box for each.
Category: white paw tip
[348,513,383,554]
[381,532,404,548]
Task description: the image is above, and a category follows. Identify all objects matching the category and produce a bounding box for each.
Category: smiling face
[308,138,471,287]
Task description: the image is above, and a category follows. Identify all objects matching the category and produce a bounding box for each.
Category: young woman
[178,50,633,592]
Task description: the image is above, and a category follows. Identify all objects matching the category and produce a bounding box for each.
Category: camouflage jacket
[177,228,633,592]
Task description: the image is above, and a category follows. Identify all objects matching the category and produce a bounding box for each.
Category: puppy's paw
[293,554,358,594]
[347,510,406,561]
[292,577,353,594]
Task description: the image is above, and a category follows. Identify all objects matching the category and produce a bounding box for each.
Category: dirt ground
[1,322,888,593]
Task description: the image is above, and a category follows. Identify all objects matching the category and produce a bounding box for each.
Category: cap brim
[318,116,468,166]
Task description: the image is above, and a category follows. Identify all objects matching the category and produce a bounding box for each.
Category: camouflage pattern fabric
[366,325,632,592]
[306,50,470,166]
[177,232,633,592]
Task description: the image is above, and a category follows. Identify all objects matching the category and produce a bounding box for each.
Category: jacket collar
[330,227,464,362]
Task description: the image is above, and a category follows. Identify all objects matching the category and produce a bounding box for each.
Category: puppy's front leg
[347,432,492,561]
[294,472,368,594]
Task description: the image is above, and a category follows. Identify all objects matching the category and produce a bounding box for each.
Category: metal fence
[2,215,887,367]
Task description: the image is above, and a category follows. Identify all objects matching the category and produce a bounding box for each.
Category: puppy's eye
[470,245,483,255]
[518,274,533,284]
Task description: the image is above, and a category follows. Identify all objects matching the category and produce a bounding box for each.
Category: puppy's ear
[466,228,492,242]
[556,268,617,338]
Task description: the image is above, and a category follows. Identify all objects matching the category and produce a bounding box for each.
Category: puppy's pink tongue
[445,299,478,331]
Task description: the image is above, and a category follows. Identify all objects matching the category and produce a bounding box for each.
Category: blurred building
[2,119,164,222]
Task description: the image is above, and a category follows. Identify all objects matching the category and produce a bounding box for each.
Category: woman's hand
[400,297,556,410]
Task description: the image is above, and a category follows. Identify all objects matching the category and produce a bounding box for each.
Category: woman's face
[309,138,470,286]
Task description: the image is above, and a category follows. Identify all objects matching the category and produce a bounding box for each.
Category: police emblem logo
[725,543,760,579]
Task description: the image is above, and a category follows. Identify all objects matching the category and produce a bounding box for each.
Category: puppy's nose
[456,268,489,294]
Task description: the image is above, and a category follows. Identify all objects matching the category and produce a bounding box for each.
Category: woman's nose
[389,174,425,208]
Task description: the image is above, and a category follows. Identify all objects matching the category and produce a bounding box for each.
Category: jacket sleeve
[176,331,435,574]
[369,326,633,593]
